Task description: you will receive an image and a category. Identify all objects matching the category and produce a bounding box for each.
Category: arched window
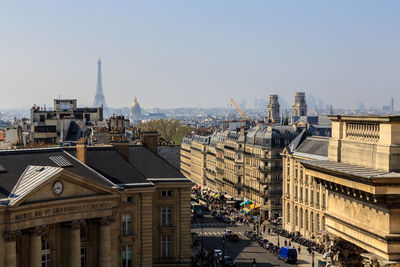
[42,240,51,267]
[300,208,303,228]
[305,210,309,231]
[287,203,290,223]
[317,214,320,232]
[295,206,298,226]
[322,216,326,231]
[311,212,314,232]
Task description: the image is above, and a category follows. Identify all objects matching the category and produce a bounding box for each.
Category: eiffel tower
[93,58,107,108]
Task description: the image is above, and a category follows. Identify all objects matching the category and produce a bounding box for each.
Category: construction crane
[230,98,247,121]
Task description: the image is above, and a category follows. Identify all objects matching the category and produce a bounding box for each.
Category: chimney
[112,141,130,161]
[240,126,245,136]
[76,144,87,164]
[141,130,159,154]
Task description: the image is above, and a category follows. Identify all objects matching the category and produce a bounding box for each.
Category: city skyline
[1,1,400,110]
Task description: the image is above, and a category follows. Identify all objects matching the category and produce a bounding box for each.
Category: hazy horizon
[1,1,399,110]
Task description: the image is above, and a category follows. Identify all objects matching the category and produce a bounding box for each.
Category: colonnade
[3,216,114,267]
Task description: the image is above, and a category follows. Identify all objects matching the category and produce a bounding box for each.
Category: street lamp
[312,251,315,267]
[222,236,226,258]
[201,217,204,251]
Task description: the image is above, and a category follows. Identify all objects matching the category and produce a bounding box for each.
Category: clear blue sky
[0,0,399,109]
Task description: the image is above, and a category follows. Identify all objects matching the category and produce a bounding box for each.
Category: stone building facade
[181,121,298,219]
[282,115,400,266]
[0,143,192,267]
[282,134,329,239]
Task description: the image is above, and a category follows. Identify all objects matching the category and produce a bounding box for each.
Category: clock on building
[53,181,63,195]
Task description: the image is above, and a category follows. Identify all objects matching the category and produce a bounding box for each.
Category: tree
[136,119,193,145]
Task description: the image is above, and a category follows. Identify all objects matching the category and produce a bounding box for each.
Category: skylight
[49,156,73,168]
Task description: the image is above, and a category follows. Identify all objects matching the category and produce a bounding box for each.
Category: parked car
[214,249,223,261]
[216,213,224,221]
[223,217,232,224]
[244,231,253,237]
[278,246,298,263]
[265,242,274,250]
[222,255,235,267]
[196,210,204,218]
[229,233,239,242]
[224,229,233,237]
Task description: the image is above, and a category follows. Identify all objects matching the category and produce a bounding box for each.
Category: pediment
[9,165,117,206]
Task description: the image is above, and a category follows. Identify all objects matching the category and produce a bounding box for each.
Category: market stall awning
[249,203,260,210]
[213,193,221,198]
[243,207,251,213]
[224,194,234,200]
[240,200,252,206]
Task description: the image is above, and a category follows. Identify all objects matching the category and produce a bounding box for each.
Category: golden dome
[131,96,138,107]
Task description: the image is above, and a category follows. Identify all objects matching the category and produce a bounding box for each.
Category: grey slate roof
[0,148,116,199]
[71,147,150,186]
[67,146,150,186]
[129,146,187,181]
[300,159,400,180]
[295,136,329,157]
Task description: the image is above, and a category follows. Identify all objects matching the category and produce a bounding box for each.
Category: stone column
[3,230,21,267]
[98,216,114,267]
[29,226,47,267]
[69,220,82,267]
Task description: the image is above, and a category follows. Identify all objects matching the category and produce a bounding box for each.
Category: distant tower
[93,58,107,108]
[267,95,280,123]
[292,92,307,117]
[130,96,142,123]
[391,97,394,114]
[328,105,334,115]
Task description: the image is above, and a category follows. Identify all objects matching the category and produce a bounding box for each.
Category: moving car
[229,233,239,242]
[278,246,298,263]
[214,249,223,261]
[224,229,233,237]
[222,255,235,267]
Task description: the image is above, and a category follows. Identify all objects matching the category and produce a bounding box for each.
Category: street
[192,214,294,266]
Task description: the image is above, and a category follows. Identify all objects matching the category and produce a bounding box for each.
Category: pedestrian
[263,225,266,233]
[268,228,270,235]
[252,258,257,266]
[284,240,287,246]
[298,246,301,254]
[289,241,291,247]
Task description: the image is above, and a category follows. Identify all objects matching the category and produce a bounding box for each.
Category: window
[311,212,314,232]
[317,214,320,232]
[322,194,326,209]
[41,240,51,267]
[322,216,326,231]
[122,215,133,236]
[305,189,308,203]
[161,208,172,227]
[162,190,172,197]
[126,196,133,203]
[305,211,309,231]
[287,203,290,223]
[300,208,303,228]
[162,235,172,257]
[310,190,314,205]
[300,187,303,201]
[295,207,298,226]
[122,244,133,267]
[286,183,289,195]
[316,192,320,207]
[295,185,298,199]
[81,249,86,267]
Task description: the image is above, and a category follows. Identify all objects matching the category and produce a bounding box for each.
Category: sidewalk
[261,227,326,266]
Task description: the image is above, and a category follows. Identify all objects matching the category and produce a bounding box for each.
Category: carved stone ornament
[70,220,82,230]
[3,230,21,242]
[98,216,114,226]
